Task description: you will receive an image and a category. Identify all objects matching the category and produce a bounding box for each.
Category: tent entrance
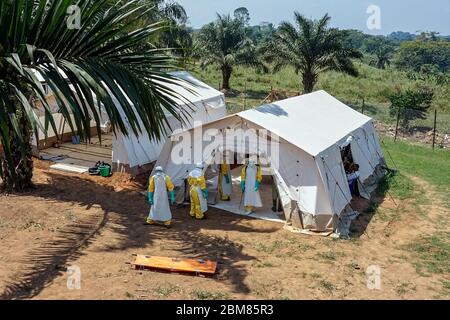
[340,144,360,197]
[206,165,285,223]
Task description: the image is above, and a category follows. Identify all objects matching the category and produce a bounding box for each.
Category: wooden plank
[132,255,217,275]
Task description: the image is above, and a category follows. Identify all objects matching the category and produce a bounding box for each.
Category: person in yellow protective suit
[146,166,175,227]
[188,163,208,219]
[241,159,263,214]
[218,163,232,201]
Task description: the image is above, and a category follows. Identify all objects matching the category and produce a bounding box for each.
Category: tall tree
[234,7,250,26]
[395,38,450,73]
[364,37,395,69]
[195,13,266,91]
[263,13,362,93]
[0,0,190,191]
[372,45,394,69]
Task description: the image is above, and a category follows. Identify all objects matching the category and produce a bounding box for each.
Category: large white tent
[154,90,386,231]
[31,71,227,174]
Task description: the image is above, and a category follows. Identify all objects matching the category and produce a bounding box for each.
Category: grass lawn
[381,138,450,207]
[380,139,450,294]
[188,62,450,132]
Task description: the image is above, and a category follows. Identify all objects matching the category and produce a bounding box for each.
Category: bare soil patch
[0,161,448,299]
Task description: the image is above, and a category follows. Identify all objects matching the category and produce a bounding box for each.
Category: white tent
[32,71,227,174]
[111,71,227,174]
[154,90,386,231]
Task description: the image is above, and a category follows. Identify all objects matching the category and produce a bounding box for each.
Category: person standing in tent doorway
[146,166,175,228]
[241,157,263,214]
[218,159,232,201]
[188,163,208,219]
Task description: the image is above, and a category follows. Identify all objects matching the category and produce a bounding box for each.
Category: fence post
[362,98,365,114]
[432,109,437,150]
[243,82,247,111]
[394,108,401,142]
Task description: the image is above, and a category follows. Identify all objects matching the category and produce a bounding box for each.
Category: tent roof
[238,90,372,156]
[160,71,224,106]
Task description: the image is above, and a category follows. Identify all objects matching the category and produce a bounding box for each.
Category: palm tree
[195,14,267,91]
[128,0,193,67]
[0,0,190,191]
[373,45,394,69]
[264,13,362,93]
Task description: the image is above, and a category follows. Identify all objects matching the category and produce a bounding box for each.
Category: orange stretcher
[131,255,217,276]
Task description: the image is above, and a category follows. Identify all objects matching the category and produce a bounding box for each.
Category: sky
[176,0,450,35]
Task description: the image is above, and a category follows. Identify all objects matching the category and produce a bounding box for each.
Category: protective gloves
[254,180,260,192]
[241,180,245,192]
[202,188,208,199]
[170,191,175,204]
[225,174,230,184]
[148,192,154,205]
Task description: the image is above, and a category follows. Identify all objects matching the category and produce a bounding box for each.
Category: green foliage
[395,39,450,73]
[389,88,434,128]
[262,13,363,93]
[233,7,250,25]
[387,31,416,43]
[406,64,449,86]
[194,13,266,90]
[0,0,189,190]
[363,37,395,69]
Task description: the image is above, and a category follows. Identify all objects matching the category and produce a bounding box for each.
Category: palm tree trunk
[0,105,34,192]
[221,65,233,91]
[302,70,317,94]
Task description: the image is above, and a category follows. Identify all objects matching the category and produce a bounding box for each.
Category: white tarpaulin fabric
[112,71,227,170]
[239,90,372,156]
[155,90,385,231]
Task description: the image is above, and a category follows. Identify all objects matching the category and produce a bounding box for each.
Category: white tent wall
[314,145,353,230]
[153,90,386,233]
[155,115,338,230]
[154,115,239,187]
[110,73,227,174]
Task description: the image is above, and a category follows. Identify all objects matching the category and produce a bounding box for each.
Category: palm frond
[0,0,193,188]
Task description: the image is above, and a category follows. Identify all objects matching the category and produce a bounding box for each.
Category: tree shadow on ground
[0,172,278,299]
[349,170,394,238]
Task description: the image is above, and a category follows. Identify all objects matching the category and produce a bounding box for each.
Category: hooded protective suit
[188,163,208,219]
[241,161,263,213]
[218,163,232,201]
[147,167,175,226]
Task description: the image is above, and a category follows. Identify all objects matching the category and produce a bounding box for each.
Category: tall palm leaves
[0,0,190,191]
[195,14,266,91]
[264,13,362,93]
[373,45,394,69]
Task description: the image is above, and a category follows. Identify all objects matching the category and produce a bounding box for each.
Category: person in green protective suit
[146,166,175,227]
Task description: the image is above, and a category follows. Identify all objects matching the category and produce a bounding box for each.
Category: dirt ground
[0,160,448,300]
